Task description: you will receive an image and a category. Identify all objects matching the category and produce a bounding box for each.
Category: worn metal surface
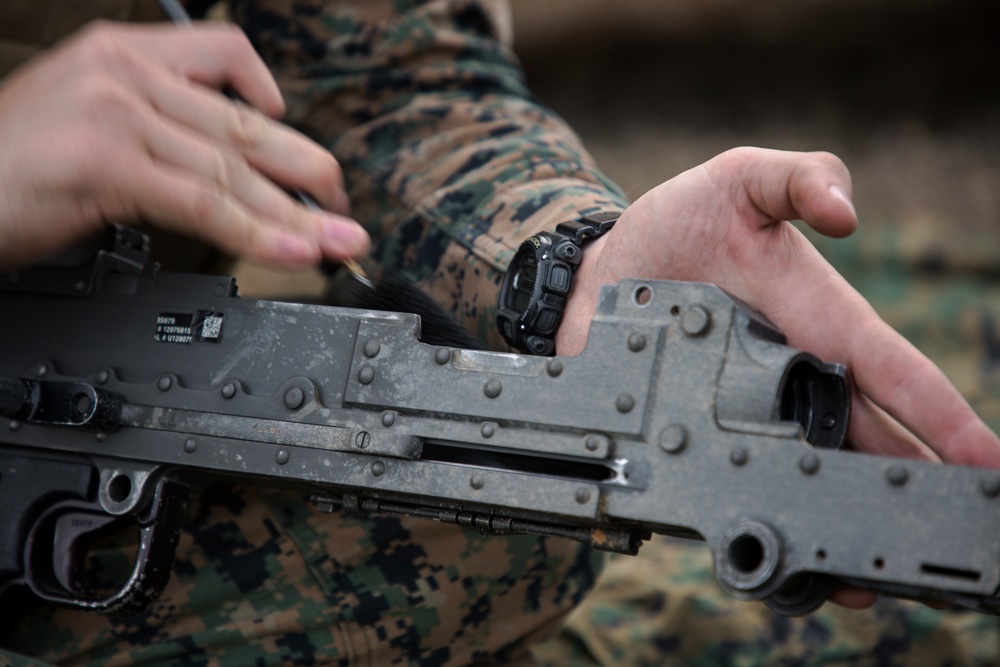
[0,248,998,617]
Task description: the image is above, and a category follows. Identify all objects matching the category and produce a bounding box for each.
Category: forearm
[232,0,627,346]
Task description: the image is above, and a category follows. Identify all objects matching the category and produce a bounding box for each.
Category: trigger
[51,511,122,594]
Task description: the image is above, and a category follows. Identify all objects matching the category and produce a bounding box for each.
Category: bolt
[221,382,237,399]
[616,394,635,413]
[381,411,395,427]
[484,379,502,399]
[481,423,495,438]
[659,425,687,453]
[284,387,305,410]
[575,488,592,505]
[184,438,198,453]
[821,413,837,430]
[886,465,909,486]
[157,375,173,391]
[681,305,711,337]
[275,449,290,465]
[546,359,564,377]
[435,348,451,365]
[355,431,371,449]
[371,461,386,477]
[628,333,647,352]
[470,474,485,490]
[799,453,820,475]
[363,339,381,358]
[980,475,1000,498]
[730,446,749,467]
[357,366,375,385]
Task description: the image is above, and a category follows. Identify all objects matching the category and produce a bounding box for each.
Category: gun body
[2,231,999,617]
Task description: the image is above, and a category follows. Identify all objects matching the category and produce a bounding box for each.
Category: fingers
[82,21,285,117]
[85,22,367,264]
[707,147,858,238]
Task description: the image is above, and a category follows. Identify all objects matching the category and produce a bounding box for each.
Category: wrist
[554,233,610,356]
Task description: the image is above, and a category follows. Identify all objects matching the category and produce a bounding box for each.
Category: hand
[558,148,1000,605]
[0,21,370,269]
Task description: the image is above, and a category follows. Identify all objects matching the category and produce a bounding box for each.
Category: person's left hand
[556,147,1000,608]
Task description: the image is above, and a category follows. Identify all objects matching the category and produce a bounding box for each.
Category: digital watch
[496,212,619,355]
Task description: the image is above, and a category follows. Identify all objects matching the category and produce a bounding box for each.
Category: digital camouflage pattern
[2,0,1000,665]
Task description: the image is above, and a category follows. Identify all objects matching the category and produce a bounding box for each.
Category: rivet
[616,394,635,413]
[484,379,502,399]
[546,359,564,377]
[371,461,386,477]
[358,366,375,385]
[820,413,837,430]
[355,431,371,449]
[799,453,820,475]
[284,387,305,410]
[470,474,485,490]
[659,424,687,453]
[585,435,601,452]
[73,280,87,293]
[35,364,48,378]
[980,475,1000,498]
[184,438,198,453]
[574,488,592,504]
[627,333,647,352]
[221,382,237,399]
[363,339,381,358]
[275,449,290,465]
[681,305,711,337]
[214,284,226,297]
[886,465,909,486]
[9,421,20,432]
[95,432,108,443]
[481,423,495,438]
[435,348,451,365]
[381,411,395,427]
[730,447,749,466]
[157,375,173,391]
[95,369,110,384]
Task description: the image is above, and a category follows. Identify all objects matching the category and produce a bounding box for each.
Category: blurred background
[510,0,1000,431]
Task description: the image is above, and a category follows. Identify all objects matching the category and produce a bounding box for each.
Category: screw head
[284,387,305,410]
[221,382,237,399]
[681,305,711,337]
[484,379,502,399]
[659,425,687,453]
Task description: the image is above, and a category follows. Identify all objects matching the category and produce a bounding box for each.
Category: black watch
[497,212,619,355]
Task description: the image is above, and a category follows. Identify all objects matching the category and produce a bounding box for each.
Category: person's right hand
[0,21,370,269]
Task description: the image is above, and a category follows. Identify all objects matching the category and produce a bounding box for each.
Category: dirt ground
[509,0,999,236]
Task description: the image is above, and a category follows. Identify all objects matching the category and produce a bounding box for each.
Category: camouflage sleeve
[229,0,629,345]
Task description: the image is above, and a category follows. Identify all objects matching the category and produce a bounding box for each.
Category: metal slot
[920,563,981,582]
[421,441,614,482]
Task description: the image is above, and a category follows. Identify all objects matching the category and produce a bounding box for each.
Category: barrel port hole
[670,305,680,316]
[108,474,132,504]
[873,557,885,570]
[816,549,827,561]
[73,393,92,417]
[728,534,766,574]
[634,286,652,306]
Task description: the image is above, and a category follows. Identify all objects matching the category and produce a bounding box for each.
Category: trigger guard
[23,478,188,616]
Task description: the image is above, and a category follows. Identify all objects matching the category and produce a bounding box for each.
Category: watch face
[507,252,538,313]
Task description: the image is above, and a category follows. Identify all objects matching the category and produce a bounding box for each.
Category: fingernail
[322,216,370,254]
[829,185,857,219]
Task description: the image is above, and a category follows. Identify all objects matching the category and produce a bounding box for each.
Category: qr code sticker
[201,315,224,340]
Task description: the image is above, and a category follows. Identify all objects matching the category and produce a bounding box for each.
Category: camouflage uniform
[1,1,999,666]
